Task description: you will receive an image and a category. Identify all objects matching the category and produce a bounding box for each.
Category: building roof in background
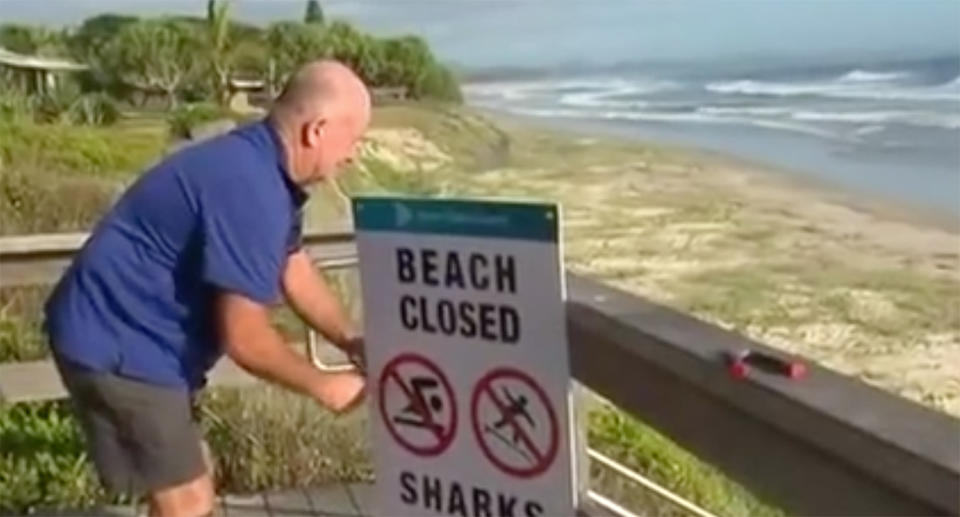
[229,78,266,90]
[0,47,88,72]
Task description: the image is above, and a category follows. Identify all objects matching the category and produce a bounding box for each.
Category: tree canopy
[0,25,67,56]
[101,19,200,106]
[1,4,462,108]
[305,0,325,24]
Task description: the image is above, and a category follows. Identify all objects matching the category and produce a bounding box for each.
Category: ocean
[5,0,960,218]
[464,55,960,219]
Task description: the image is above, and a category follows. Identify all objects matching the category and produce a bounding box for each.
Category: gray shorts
[55,357,207,495]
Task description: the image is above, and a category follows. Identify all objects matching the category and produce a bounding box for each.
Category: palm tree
[206,0,234,106]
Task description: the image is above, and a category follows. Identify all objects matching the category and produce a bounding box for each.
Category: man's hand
[312,371,366,413]
[343,335,366,373]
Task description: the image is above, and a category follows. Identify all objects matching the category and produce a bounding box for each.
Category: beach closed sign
[352,197,577,517]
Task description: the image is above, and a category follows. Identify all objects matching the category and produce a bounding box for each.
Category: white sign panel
[353,197,577,517]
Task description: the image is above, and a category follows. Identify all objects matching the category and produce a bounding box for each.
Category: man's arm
[216,291,364,412]
[282,250,362,358]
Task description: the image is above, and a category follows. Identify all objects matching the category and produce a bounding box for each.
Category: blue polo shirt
[44,120,307,389]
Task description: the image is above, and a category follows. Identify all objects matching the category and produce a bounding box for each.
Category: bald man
[44,61,371,517]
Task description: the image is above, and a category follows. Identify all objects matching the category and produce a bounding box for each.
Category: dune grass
[588,407,784,517]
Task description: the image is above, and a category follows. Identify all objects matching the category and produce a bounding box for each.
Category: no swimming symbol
[379,353,458,457]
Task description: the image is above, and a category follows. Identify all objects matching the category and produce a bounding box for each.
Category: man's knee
[149,473,215,517]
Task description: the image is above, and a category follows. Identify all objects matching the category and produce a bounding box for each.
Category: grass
[370,102,510,173]
[0,116,167,235]
[672,261,959,341]
[0,288,51,362]
[588,406,784,517]
[200,386,372,493]
[0,170,120,236]
[0,120,167,180]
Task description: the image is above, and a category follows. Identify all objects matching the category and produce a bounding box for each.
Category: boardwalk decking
[22,484,372,517]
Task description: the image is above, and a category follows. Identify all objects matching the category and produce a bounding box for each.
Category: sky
[1,0,958,70]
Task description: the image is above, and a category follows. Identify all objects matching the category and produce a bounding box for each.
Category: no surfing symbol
[471,367,559,479]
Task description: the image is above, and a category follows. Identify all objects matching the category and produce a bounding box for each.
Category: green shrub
[414,63,462,102]
[0,91,32,123]
[70,93,121,126]
[0,402,106,513]
[0,83,120,127]
[32,84,82,125]
[373,35,462,102]
[167,102,235,139]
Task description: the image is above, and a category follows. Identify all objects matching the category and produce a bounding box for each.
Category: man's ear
[303,118,327,148]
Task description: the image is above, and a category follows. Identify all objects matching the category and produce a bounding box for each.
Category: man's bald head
[269,60,372,184]
[271,60,371,127]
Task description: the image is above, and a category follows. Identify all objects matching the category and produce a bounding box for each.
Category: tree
[71,14,138,61]
[321,22,382,84]
[0,24,68,56]
[263,22,325,96]
[377,36,432,88]
[304,0,325,24]
[206,0,234,105]
[71,14,139,98]
[102,19,200,107]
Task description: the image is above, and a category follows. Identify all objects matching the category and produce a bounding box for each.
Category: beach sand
[346,106,960,416]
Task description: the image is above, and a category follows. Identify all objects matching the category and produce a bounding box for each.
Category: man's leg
[148,472,215,517]
[56,358,215,517]
[118,377,214,517]
[144,403,216,517]
[56,359,141,496]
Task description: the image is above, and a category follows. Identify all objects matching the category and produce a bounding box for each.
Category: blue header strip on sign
[352,196,558,242]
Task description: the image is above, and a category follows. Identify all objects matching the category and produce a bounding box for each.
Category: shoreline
[478,107,960,234]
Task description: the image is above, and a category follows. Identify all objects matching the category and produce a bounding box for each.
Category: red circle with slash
[470,367,559,478]
[379,352,457,457]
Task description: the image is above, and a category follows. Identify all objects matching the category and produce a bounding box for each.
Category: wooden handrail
[1,229,958,516]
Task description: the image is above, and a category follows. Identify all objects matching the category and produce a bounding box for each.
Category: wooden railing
[1,229,958,517]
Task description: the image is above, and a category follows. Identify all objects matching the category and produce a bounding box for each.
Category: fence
[1,229,958,516]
